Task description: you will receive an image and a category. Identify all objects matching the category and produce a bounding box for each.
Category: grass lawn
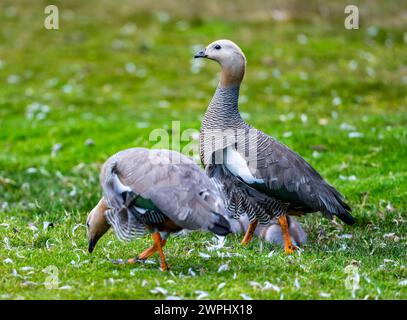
[0,1,406,299]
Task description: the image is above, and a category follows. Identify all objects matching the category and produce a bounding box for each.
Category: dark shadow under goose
[87,147,230,270]
[195,39,355,253]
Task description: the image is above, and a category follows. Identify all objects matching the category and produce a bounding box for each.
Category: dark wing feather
[248,130,354,225]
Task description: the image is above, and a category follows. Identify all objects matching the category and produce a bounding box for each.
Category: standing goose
[195,39,355,253]
[86,148,230,270]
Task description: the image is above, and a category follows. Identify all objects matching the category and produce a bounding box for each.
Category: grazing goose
[194,39,355,253]
[86,147,231,270]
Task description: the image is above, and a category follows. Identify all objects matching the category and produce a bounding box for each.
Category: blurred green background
[0,1,406,299]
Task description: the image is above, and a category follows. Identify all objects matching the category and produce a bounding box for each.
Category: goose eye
[214,44,221,50]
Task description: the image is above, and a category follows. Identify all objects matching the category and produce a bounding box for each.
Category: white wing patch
[224,146,264,185]
[111,172,132,194]
[134,207,147,214]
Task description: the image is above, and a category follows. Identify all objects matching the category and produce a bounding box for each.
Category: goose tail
[319,185,355,225]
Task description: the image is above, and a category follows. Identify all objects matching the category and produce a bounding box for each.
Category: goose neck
[203,85,244,128]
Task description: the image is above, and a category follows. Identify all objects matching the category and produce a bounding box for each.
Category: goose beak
[88,239,96,253]
[194,49,207,58]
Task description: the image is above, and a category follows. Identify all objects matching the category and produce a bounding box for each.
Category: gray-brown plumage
[92,147,230,270]
[195,39,354,253]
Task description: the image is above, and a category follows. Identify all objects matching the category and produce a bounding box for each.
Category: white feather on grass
[150,287,168,295]
[217,264,229,273]
[217,282,226,291]
[195,290,209,300]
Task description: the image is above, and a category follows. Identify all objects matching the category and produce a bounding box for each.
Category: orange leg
[127,239,167,264]
[279,215,295,254]
[137,245,158,260]
[241,220,258,245]
[152,232,169,271]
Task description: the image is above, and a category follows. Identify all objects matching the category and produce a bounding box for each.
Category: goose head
[86,198,110,253]
[194,39,246,87]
